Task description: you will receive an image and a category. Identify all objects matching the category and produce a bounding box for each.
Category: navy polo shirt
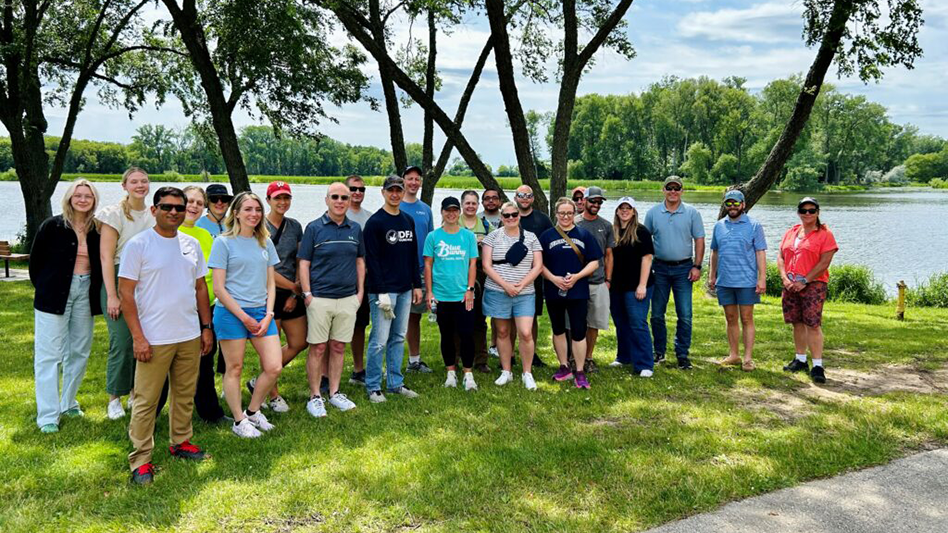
[299,213,365,298]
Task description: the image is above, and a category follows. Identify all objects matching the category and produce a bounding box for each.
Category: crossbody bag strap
[270,218,287,246]
[554,225,584,264]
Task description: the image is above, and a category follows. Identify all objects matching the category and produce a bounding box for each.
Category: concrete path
[0,267,28,282]
[646,449,948,533]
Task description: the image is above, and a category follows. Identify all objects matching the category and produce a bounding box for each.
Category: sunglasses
[329,194,351,201]
[208,195,232,204]
[724,200,741,207]
[516,192,534,199]
[501,212,519,219]
[664,186,682,192]
[586,199,603,205]
[349,186,366,193]
[572,195,584,201]
[798,208,818,215]
[157,203,186,213]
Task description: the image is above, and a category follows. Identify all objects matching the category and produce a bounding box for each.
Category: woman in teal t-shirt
[423,197,479,391]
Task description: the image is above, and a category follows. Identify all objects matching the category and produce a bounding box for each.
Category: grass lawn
[1,281,946,532]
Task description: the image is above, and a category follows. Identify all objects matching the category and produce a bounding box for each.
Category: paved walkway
[0,267,28,282]
[646,449,948,533]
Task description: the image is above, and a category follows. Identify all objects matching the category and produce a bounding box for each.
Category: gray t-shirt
[265,217,303,281]
[575,216,616,284]
[208,235,280,308]
[347,207,372,230]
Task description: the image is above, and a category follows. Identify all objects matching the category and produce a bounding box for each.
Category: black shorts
[273,289,306,321]
[534,279,545,316]
[355,293,371,328]
[547,299,587,341]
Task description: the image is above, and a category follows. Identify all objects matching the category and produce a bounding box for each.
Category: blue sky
[15,0,948,168]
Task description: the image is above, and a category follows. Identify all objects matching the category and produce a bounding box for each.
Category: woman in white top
[97,168,155,420]
[481,202,543,390]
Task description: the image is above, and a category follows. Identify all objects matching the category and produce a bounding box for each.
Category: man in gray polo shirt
[299,182,365,418]
[644,176,705,370]
[574,186,615,369]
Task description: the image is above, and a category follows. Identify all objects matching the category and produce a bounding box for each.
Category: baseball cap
[585,186,606,200]
[266,181,292,198]
[663,176,683,187]
[205,183,232,200]
[402,165,423,177]
[723,190,745,203]
[571,186,586,198]
[798,196,820,208]
[616,196,636,209]
[441,196,461,210]
[382,175,405,190]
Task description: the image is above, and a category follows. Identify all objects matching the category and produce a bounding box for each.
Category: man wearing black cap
[575,186,615,368]
[196,183,233,237]
[400,165,436,374]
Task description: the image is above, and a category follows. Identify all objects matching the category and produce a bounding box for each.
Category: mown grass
[1,281,946,532]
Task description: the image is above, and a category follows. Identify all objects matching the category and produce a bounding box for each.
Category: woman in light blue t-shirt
[208,191,283,439]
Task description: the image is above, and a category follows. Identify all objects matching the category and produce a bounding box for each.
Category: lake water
[4,181,945,292]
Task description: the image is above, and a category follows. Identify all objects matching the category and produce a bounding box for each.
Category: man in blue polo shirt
[644,176,705,370]
[708,190,767,372]
[299,182,365,418]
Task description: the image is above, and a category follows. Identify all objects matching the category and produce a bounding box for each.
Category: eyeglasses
[208,195,232,204]
[501,212,519,219]
[349,186,366,193]
[516,192,534,199]
[664,186,682,192]
[157,203,186,213]
[483,195,500,202]
[724,200,741,207]
[556,211,574,217]
[329,194,351,201]
[798,208,818,215]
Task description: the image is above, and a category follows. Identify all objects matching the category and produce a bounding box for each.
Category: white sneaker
[488,345,500,358]
[494,370,513,386]
[444,371,458,388]
[244,410,275,431]
[638,369,654,378]
[126,393,135,412]
[608,361,625,368]
[368,390,387,403]
[390,386,419,398]
[232,418,262,438]
[107,398,126,420]
[522,372,537,391]
[329,392,356,411]
[306,396,327,418]
[463,373,478,391]
[268,395,289,413]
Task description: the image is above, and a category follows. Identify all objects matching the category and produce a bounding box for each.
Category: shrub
[929,177,948,189]
[906,272,948,308]
[826,264,887,305]
[0,168,16,181]
[882,165,908,184]
[765,262,784,297]
[163,170,183,182]
[780,165,822,192]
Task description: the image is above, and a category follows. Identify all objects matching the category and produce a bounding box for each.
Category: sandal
[718,355,742,366]
[742,360,756,372]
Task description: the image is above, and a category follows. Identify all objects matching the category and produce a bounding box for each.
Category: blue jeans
[650,262,694,359]
[610,287,654,371]
[366,291,412,393]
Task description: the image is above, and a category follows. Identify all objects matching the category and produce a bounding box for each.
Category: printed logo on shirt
[385,229,414,244]
[435,240,467,260]
[262,249,269,261]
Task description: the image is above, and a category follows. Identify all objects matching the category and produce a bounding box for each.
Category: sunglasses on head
[349,186,366,193]
[501,212,519,219]
[157,203,186,213]
[516,192,534,199]
[798,207,818,215]
[724,200,741,207]
[208,195,232,204]
[664,185,682,192]
[329,194,350,201]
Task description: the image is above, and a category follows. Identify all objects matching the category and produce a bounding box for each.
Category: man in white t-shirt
[119,187,214,485]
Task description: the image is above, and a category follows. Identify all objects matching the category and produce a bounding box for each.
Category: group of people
[29,167,839,484]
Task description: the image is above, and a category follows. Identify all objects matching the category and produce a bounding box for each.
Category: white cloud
[677,1,803,44]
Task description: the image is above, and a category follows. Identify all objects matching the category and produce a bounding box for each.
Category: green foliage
[904,149,948,183]
[906,272,948,308]
[929,178,948,189]
[679,142,713,184]
[711,153,740,184]
[780,166,823,192]
[827,265,888,305]
[0,168,16,182]
[765,263,785,297]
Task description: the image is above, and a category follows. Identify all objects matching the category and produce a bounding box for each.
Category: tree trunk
[421,9,436,175]
[370,0,407,174]
[484,0,546,214]
[162,0,251,193]
[726,0,853,216]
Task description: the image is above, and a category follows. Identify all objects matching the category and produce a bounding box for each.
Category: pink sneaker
[574,371,590,389]
[553,365,574,382]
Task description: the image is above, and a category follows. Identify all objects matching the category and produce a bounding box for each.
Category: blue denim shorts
[213,305,278,340]
[716,286,761,306]
[482,290,535,319]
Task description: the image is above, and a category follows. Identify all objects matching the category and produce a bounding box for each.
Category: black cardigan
[29,215,103,316]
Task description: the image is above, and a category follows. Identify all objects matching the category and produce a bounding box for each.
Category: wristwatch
[201,323,212,331]
[303,291,312,297]
[692,264,702,270]
[466,286,475,292]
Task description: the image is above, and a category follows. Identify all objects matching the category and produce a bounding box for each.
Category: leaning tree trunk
[370,0,407,174]
[162,0,251,193]
[421,9,436,177]
[726,0,853,217]
[549,70,582,212]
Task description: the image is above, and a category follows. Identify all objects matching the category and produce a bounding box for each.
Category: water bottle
[428,299,438,323]
[558,273,570,297]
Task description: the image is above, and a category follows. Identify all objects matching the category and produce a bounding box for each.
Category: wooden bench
[0,241,29,278]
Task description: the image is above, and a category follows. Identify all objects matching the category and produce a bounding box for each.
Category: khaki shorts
[306,295,360,344]
[587,282,611,330]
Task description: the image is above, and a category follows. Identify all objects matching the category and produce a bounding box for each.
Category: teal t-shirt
[423,227,479,302]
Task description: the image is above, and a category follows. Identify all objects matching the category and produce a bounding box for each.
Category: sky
[12,0,948,168]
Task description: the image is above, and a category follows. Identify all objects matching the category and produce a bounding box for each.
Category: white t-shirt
[118,229,208,346]
[482,228,542,294]
[96,203,155,264]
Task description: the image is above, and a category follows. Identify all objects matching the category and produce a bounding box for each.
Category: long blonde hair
[613,206,640,245]
[61,179,99,232]
[223,191,270,247]
[119,167,149,221]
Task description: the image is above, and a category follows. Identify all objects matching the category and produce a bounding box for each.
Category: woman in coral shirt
[777,197,838,384]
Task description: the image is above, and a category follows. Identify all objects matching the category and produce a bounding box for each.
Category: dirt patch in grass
[739,388,816,422]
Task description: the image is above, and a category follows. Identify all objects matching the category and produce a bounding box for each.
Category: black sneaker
[677,357,692,370]
[131,463,155,485]
[348,370,366,385]
[585,359,599,374]
[246,376,256,395]
[532,356,548,368]
[406,361,434,373]
[654,353,666,364]
[474,363,492,374]
[169,441,207,461]
[204,415,233,426]
[810,365,826,384]
[783,359,810,373]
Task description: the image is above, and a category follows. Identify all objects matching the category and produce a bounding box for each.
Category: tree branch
[381,0,407,26]
[82,0,114,71]
[575,0,635,71]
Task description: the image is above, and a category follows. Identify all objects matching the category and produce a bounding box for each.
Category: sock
[245,409,257,417]
[796,353,807,362]
[446,370,456,378]
[464,371,474,380]
[310,395,321,401]
[812,358,823,367]
[409,355,421,364]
